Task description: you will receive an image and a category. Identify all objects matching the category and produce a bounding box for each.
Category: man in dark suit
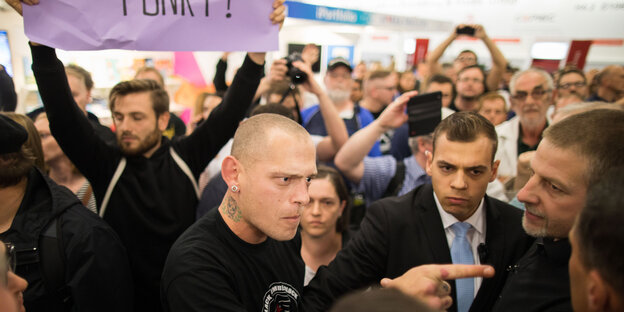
[303,100,533,312]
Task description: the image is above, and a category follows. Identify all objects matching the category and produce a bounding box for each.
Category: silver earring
[231,185,239,192]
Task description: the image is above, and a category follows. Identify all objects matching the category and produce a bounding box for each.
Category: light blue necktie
[450,222,474,312]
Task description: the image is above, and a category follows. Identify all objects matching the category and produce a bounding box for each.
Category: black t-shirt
[162,208,305,312]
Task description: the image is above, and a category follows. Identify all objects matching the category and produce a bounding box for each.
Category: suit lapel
[414,185,458,312]
[472,196,504,310]
[416,185,452,263]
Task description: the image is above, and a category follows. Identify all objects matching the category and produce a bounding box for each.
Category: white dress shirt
[433,191,487,297]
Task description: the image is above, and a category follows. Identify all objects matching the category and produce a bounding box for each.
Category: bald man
[162,113,317,311]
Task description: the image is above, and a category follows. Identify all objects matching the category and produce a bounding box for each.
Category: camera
[456,26,476,36]
[284,52,308,85]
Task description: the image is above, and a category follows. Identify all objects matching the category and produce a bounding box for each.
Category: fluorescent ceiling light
[403,38,416,54]
[530,42,569,60]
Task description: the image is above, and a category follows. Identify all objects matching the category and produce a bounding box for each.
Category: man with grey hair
[494,68,553,182]
[162,113,317,311]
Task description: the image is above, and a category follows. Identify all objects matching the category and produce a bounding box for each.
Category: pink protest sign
[23,0,278,51]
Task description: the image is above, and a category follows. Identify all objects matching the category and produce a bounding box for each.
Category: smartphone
[456,26,476,36]
[407,91,442,137]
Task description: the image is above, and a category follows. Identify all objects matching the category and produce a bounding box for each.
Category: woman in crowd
[2,113,45,171]
[397,70,419,94]
[33,113,96,212]
[300,165,350,286]
[188,92,222,134]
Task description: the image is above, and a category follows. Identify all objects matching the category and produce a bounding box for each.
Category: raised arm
[474,24,507,91]
[334,91,418,183]
[178,0,285,175]
[30,43,119,181]
[425,27,459,78]
[213,52,230,95]
[252,58,288,103]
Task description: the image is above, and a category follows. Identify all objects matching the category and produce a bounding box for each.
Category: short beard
[0,149,35,187]
[327,89,351,103]
[118,127,162,157]
[460,94,479,102]
[522,214,547,238]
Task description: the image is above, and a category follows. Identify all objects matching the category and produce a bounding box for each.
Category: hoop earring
[231,185,239,193]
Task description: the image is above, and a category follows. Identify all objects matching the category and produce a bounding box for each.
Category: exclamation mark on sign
[226,0,232,18]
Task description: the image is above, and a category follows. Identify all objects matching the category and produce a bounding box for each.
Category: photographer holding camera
[424,24,507,95]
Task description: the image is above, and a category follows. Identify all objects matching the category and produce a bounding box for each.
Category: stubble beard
[118,128,161,157]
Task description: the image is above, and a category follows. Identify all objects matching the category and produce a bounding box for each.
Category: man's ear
[417,137,432,154]
[221,155,242,189]
[425,150,433,176]
[586,270,612,312]
[490,159,500,182]
[158,111,170,132]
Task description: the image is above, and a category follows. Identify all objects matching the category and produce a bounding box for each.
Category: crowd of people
[1,0,624,311]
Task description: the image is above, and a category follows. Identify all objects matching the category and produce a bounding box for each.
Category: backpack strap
[40,216,72,307]
[382,160,406,198]
[170,147,200,199]
[99,157,126,218]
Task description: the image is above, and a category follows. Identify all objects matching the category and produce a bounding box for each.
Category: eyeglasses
[458,77,483,84]
[456,56,476,63]
[377,85,397,91]
[511,88,551,102]
[1,242,16,286]
[558,81,586,90]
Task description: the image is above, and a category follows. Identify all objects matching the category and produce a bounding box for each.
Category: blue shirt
[301,103,381,157]
[357,155,430,206]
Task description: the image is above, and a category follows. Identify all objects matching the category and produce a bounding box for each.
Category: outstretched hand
[380,264,495,311]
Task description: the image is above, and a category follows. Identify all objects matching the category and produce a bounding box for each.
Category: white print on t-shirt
[262,282,300,312]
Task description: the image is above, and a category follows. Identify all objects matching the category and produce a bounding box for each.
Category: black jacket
[30,44,263,311]
[303,183,534,312]
[0,64,17,112]
[0,168,133,312]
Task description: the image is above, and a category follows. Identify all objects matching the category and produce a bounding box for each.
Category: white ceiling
[291,0,624,39]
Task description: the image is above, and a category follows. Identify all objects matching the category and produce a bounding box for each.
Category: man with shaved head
[162,113,317,311]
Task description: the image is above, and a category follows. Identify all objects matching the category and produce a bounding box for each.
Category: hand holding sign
[380,264,495,311]
[20,0,281,51]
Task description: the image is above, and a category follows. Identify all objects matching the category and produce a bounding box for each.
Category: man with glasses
[1,241,28,312]
[0,114,132,311]
[453,65,487,112]
[359,70,400,154]
[494,68,552,183]
[360,70,398,120]
[554,68,588,102]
